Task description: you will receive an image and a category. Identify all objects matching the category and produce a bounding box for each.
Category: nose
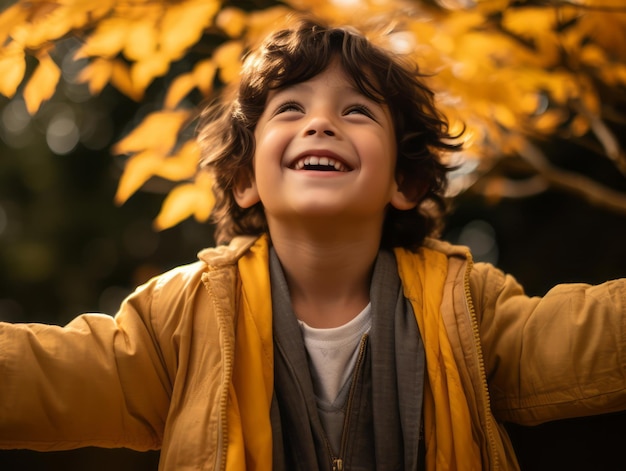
[306,128,335,137]
[303,113,337,137]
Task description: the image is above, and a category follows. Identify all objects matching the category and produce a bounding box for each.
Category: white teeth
[293,155,348,171]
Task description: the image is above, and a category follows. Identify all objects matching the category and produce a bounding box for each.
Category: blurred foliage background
[1,0,626,469]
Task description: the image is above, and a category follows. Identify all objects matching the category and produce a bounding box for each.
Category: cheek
[255,127,290,159]
[363,135,396,172]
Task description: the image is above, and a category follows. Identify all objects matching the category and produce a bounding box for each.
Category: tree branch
[471,174,550,199]
[517,138,626,215]
[571,99,626,176]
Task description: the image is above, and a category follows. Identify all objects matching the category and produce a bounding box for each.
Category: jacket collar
[197,235,259,266]
[197,235,470,268]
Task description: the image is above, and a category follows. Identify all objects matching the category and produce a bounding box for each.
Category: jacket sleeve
[471,262,626,426]
[0,276,175,451]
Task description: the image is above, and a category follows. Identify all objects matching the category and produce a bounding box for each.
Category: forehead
[271,63,359,94]
[266,61,385,107]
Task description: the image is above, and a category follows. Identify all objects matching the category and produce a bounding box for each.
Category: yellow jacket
[1,235,625,470]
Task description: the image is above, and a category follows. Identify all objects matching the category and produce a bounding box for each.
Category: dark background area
[1,61,626,471]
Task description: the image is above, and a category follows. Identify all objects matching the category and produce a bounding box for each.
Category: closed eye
[274,100,303,115]
[344,104,376,120]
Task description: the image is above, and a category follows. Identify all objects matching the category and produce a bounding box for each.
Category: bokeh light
[1,98,34,149]
[457,219,499,264]
[46,110,80,155]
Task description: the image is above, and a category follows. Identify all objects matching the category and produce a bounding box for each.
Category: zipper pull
[332,458,344,471]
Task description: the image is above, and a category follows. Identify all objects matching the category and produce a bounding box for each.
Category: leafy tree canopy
[1,0,625,229]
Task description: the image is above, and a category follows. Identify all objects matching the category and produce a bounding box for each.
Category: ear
[389,174,424,211]
[390,187,418,210]
[233,173,260,209]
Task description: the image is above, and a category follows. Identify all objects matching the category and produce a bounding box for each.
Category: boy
[1,17,625,471]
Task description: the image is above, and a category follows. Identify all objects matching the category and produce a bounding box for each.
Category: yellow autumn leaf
[19,7,89,49]
[586,0,626,7]
[216,7,247,38]
[580,44,607,68]
[193,59,216,96]
[113,110,192,155]
[615,64,626,85]
[501,7,556,39]
[66,1,116,25]
[493,104,517,128]
[164,72,197,110]
[114,149,164,205]
[75,17,131,59]
[0,42,25,98]
[467,101,491,124]
[570,115,590,137]
[23,51,61,115]
[532,109,567,133]
[543,73,578,104]
[25,0,115,44]
[160,0,221,61]
[0,4,28,47]
[131,52,171,94]
[437,10,486,38]
[110,59,143,101]
[193,171,215,222]
[213,40,244,84]
[518,92,541,115]
[153,183,199,230]
[154,140,201,181]
[114,2,161,22]
[472,0,511,15]
[77,58,114,95]
[124,18,159,62]
[245,6,292,38]
[153,173,215,230]
[576,10,626,57]
[9,23,36,50]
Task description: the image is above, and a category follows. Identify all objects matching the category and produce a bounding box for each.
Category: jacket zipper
[217,346,232,471]
[204,272,233,471]
[328,334,368,471]
[463,255,499,470]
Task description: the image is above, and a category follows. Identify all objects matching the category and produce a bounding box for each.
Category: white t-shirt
[298,303,372,404]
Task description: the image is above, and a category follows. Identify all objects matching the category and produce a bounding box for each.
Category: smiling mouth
[291,155,350,172]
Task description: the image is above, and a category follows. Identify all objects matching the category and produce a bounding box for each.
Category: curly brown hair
[198,16,460,250]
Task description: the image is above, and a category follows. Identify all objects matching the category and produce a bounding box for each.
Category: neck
[269,219,383,328]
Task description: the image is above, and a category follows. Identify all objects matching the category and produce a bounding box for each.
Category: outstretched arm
[0,280,173,452]
[473,263,626,425]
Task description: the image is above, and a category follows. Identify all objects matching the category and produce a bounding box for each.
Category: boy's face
[235,61,416,226]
